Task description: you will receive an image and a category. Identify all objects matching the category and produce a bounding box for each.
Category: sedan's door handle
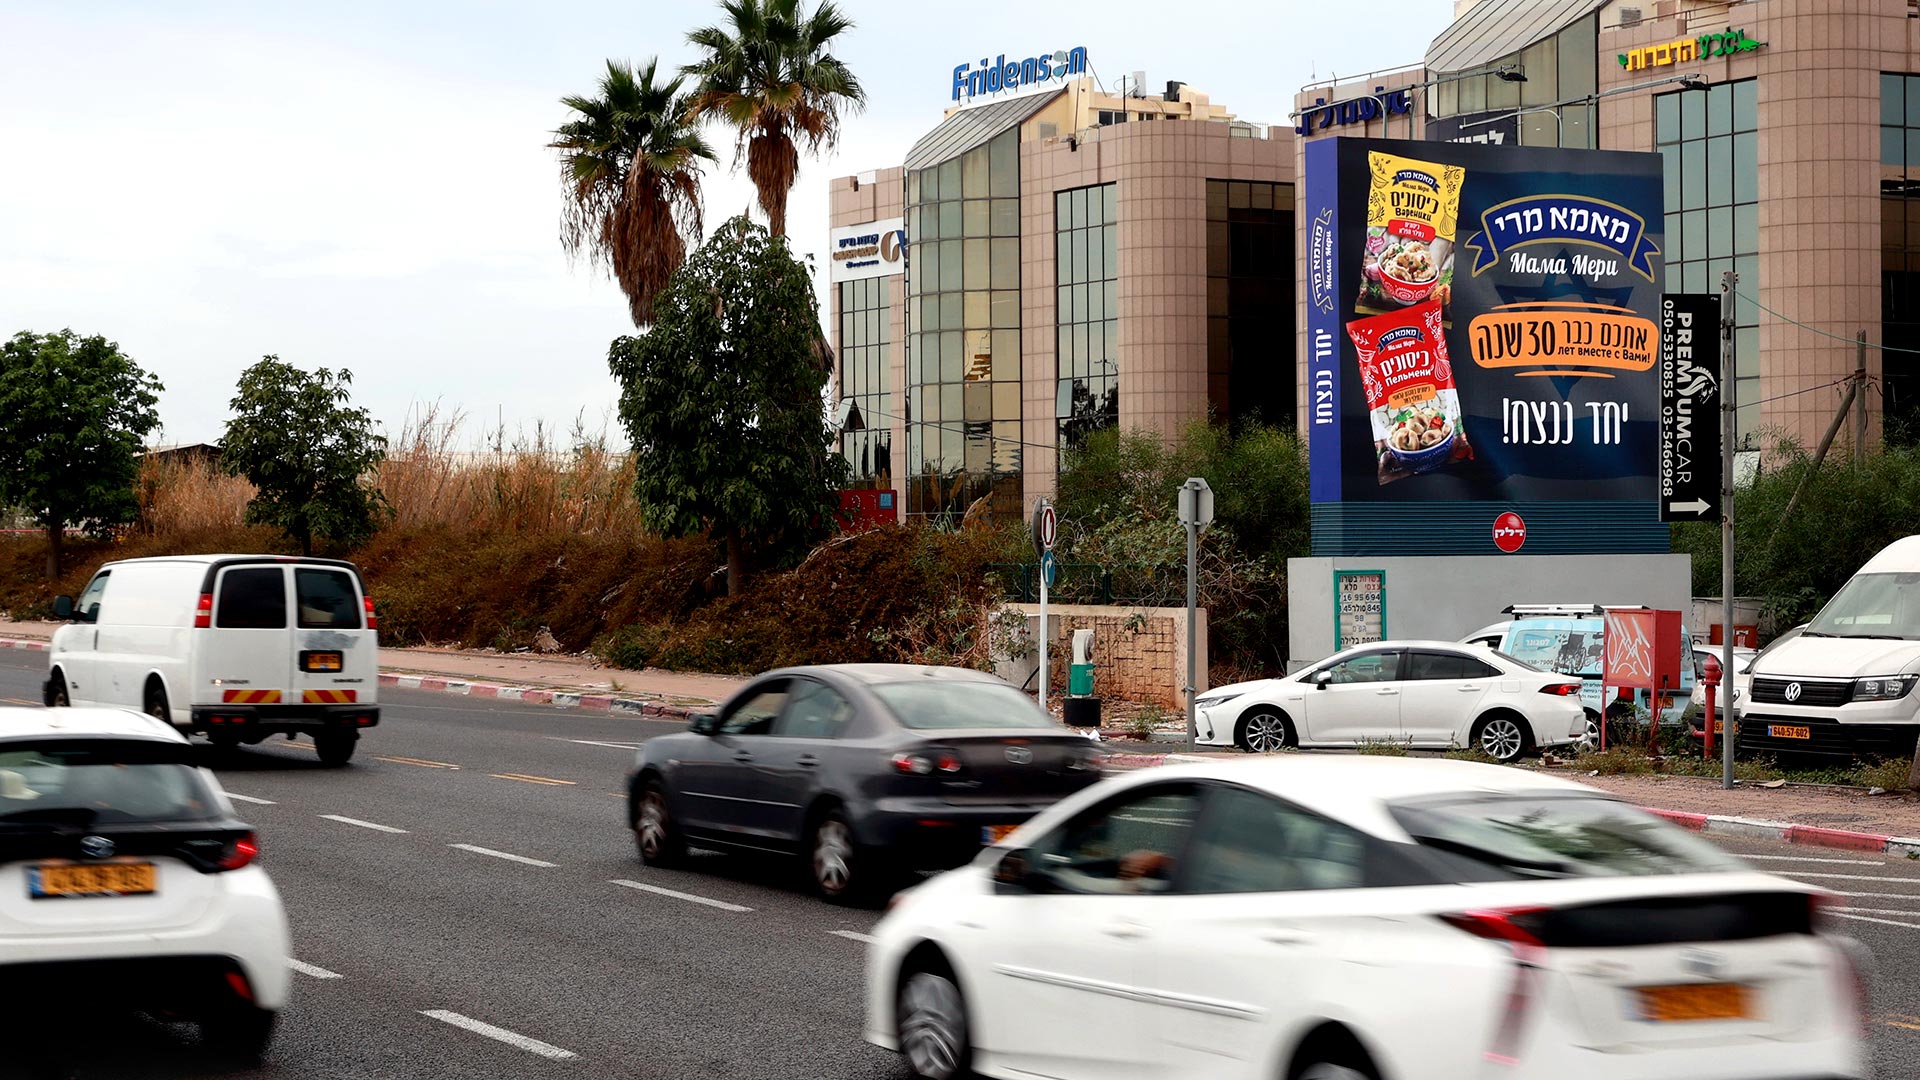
[732,751,754,762]
[1458,684,1484,692]
[796,753,820,767]
[1263,929,1314,946]
[1375,688,1399,696]
[1101,921,1149,941]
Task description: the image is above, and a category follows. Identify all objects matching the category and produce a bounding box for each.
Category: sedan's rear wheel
[1237,709,1292,754]
[898,969,971,1080]
[1474,713,1532,763]
[635,782,684,866]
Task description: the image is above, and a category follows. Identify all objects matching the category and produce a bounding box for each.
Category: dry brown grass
[135,453,252,538]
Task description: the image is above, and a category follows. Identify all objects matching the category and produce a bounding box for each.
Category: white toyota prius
[864,757,1867,1080]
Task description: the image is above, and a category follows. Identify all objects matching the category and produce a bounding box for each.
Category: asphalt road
[2,648,1918,1078]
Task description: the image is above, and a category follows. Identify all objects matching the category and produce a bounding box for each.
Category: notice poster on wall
[1333,570,1386,650]
[1303,137,1667,555]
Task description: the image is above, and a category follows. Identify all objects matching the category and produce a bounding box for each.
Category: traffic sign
[1177,478,1213,528]
[1040,550,1057,588]
[1033,500,1057,554]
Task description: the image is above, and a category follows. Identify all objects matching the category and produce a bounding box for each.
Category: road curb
[1105,751,1920,859]
[0,638,48,652]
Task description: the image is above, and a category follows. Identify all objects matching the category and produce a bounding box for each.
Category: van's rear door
[205,565,291,706]
[290,565,374,709]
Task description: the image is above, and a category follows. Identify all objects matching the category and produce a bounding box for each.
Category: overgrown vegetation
[1052,421,1308,676]
[222,357,388,555]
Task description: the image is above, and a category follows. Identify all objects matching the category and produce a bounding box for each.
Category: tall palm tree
[551,59,715,327]
[682,0,865,237]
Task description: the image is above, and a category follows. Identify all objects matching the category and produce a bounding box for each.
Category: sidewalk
[0,618,746,708]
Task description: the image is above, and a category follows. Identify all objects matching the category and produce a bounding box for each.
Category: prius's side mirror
[1314,670,1334,690]
[51,595,73,621]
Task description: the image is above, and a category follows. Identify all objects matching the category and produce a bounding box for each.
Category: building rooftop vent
[1165,80,1186,102]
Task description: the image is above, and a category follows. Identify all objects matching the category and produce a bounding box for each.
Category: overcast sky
[0,1,1452,446]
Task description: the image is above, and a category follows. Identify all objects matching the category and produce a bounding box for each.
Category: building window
[1657,79,1758,441]
[1056,183,1118,449]
[838,276,891,487]
[1882,73,1920,442]
[904,128,1022,520]
[1430,14,1597,148]
[1206,180,1296,427]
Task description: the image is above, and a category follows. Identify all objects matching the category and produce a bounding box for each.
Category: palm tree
[682,0,865,237]
[551,59,715,327]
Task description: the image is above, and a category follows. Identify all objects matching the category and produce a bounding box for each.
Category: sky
[0,1,1454,447]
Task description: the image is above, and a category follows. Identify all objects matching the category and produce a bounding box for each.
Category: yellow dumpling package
[1366,151,1465,244]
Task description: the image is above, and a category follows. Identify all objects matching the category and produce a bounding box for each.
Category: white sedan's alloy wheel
[1478,715,1526,761]
[1242,710,1289,753]
[899,971,967,1080]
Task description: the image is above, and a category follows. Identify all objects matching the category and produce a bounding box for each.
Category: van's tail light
[1538,683,1582,697]
[216,832,259,871]
[193,592,213,629]
[1442,906,1548,1065]
[363,594,378,631]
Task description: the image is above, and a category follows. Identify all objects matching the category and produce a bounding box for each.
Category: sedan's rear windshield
[0,741,219,826]
[871,680,1051,730]
[1390,795,1746,880]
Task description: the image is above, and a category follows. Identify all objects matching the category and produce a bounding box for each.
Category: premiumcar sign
[1304,136,1669,557]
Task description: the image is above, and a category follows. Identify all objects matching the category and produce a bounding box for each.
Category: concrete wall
[996,603,1207,708]
[1287,554,1694,669]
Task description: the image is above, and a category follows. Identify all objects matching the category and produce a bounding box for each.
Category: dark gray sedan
[626,664,1104,902]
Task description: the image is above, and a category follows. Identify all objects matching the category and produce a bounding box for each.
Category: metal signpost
[1720,271,1739,789]
[1033,499,1057,715]
[1178,478,1214,751]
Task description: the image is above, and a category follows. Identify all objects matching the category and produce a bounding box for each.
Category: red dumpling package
[1346,300,1472,484]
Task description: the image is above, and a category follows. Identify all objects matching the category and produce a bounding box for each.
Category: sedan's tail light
[891,752,933,775]
[893,749,964,775]
[1538,683,1582,697]
[216,832,259,871]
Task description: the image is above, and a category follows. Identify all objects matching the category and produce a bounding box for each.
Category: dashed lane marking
[225,793,276,805]
[609,878,752,913]
[1829,912,1920,931]
[1742,854,1884,866]
[288,959,343,979]
[1784,873,1920,883]
[1834,906,1920,917]
[319,814,409,834]
[830,930,877,944]
[490,773,576,786]
[554,738,642,750]
[419,1010,579,1062]
[449,843,558,868]
[376,755,461,770]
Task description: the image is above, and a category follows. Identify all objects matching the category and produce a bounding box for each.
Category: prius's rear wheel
[898,967,972,1080]
[315,731,357,766]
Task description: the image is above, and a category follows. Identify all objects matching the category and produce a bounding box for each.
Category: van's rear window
[215,568,286,629]
[295,569,362,630]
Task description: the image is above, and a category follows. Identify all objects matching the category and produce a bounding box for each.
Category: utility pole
[1855,330,1869,466]
[1721,271,1738,790]
[1178,478,1213,752]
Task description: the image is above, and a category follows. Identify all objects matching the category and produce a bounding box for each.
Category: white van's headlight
[1853,675,1918,701]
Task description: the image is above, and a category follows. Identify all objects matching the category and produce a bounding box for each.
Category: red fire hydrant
[1702,653,1723,758]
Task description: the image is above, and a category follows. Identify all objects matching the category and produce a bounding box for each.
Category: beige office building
[1296,0,1920,451]
[829,76,1297,519]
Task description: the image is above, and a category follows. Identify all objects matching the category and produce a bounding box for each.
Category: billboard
[829,218,906,282]
[1304,136,1668,555]
[1658,294,1722,522]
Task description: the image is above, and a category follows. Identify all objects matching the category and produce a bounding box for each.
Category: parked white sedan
[1192,640,1586,761]
[865,757,1867,1080]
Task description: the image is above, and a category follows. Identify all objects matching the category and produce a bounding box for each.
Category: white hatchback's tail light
[1440,907,1548,1066]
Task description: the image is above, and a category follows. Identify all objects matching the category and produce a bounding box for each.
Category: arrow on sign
[1667,499,1712,515]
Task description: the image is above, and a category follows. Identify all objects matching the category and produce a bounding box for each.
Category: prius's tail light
[1441,907,1548,1066]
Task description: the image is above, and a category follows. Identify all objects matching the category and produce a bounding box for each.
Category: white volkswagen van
[1740,535,1920,760]
[45,555,380,765]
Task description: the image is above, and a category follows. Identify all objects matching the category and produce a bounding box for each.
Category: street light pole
[1721,271,1738,790]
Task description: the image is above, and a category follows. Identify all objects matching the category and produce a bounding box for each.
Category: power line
[1736,291,1920,355]
[1745,375,1858,409]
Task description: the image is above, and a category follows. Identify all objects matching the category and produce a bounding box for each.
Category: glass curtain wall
[1431,15,1597,148]
[904,128,1022,519]
[1657,80,1758,440]
[1056,183,1118,448]
[837,276,892,487]
[1206,180,1296,427]
[1881,73,1920,442]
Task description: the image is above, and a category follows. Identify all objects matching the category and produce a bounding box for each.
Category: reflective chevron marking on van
[302,689,358,703]
[222,689,283,704]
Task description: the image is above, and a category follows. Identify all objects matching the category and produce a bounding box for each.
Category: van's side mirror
[51,595,73,621]
[1314,670,1334,690]
[688,712,720,736]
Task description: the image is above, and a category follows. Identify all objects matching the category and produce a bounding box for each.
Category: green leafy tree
[682,0,864,237]
[551,58,716,327]
[0,330,163,579]
[608,215,846,596]
[222,358,387,555]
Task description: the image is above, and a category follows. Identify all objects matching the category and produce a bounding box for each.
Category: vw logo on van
[1784,682,1803,702]
[78,835,115,860]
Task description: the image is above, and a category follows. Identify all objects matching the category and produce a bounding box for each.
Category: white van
[44,555,380,765]
[1740,536,1920,760]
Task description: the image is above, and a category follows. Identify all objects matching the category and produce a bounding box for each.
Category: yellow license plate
[302,651,344,672]
[1637,983,1751,1023]
[982,824,1019,844]
[30,861,156,899]
[1769,724,1811,740]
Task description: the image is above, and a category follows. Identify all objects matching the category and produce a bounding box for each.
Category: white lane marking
[320,814,409,834]
[1742,854,1884,866]
[419,1009,578,1062]
[1784,872,1920,883]
[609,878,752,912]
[557,738,642,750]
[1831,890,1920,900]
[830,929,877,944]
[288,959,343,979]
[1830,911,1920,931]
[449,843,558,868]
[225,793,276,805]
[1835,906,1920,917]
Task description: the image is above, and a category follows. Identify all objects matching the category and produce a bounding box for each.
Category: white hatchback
[1193,640,1586,761]
[0,708,290,1062]
[865,757,1867,1080]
